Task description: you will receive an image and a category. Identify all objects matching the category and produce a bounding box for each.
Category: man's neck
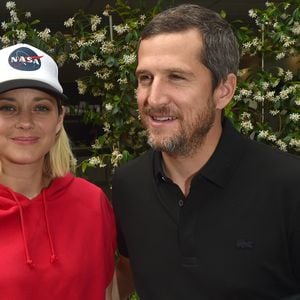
[162,121,223,197]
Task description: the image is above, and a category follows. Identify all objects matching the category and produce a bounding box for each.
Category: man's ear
[214,73,237,110]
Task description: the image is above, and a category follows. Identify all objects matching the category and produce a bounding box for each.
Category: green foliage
[62,1,155,173]
[231,0,300,153]
[0,1,68,64]
[0,0,299,173]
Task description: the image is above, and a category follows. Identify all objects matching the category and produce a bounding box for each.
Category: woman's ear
[214,73,237,110]
[56,106,65,135]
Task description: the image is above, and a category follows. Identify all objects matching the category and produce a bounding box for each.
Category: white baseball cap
[0,43,67,100]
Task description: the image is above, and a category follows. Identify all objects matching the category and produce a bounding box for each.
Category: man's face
[136,29,219,157]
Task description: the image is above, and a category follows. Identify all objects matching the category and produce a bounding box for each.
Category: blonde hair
[43,126,76,178]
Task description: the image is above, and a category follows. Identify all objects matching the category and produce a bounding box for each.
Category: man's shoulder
[242,134,300,177]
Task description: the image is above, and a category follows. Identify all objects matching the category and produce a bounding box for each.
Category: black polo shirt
[112,119,300,300]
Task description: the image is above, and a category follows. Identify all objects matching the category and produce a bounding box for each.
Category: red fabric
[0,173,116,300]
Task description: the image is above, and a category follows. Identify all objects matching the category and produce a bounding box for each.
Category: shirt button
[178,199,184,207]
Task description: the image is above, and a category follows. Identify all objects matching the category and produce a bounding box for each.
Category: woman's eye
[0,105,16,113]
[34,105,50,112]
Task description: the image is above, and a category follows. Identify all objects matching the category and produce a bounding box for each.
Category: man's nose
[146,78,170,106]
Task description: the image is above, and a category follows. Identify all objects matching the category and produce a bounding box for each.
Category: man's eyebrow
[135,69,149,76]
[136,68,193,75]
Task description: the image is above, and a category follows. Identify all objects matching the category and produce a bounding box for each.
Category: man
[112,4,300,300]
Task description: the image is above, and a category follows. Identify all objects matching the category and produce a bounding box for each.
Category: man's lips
[151,116,177,121]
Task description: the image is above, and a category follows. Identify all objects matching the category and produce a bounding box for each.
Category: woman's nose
[15,111,34,129]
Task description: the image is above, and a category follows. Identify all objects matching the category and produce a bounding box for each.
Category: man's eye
[170,74,184,80]
[138,75,152,83]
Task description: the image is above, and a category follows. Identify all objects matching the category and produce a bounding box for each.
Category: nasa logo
[8,47,43,71]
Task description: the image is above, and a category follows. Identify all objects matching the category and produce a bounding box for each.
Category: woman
[0,43,116,299]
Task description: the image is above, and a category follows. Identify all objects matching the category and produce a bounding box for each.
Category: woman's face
[0,88,64,168]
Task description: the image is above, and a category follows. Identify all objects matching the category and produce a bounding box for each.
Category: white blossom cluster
[90,15,102,32]
[88,156,107,168]
[111,149,123,167]
[113,24,130,35]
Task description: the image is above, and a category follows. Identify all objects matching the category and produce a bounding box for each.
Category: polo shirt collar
[153,118,246,188]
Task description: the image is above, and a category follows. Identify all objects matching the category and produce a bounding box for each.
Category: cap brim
[0,79,68,101]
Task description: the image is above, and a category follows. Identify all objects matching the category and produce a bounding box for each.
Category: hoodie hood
[0,173,74,266]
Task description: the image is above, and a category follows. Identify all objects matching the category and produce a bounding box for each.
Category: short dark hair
[140,4,240,89]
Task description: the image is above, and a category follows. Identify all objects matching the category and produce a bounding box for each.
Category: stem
[109,15,113,41]
[261,23,265,124]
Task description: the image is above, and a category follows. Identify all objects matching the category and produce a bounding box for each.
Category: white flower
[77,60,92,71]
[88,156,106,168]
[100,41,114,54]
[277,67,284,77]
[289,139,300,148]
[10,10,19,23]
[64,17,75,28]
[295,99,300,106]
[16,29,26,41]
[240,112,251,119]
[113,24,130,35]
[1,21,8,30]
[38,28,51,41]
[104,83,114,90]
[269,110,279,116]
[240,89,252,97]
[6,1,16,10]
[103,122,111,133]
[139,14,146,25]
[122,53,136,65]
[267,134,277,142]
[253,93,264,102]
[276,52,285,60]
[105,103,113,111]
[276,140,287,152]
[90,15,102,32]
[25,11,31,18]
[241,120,253,131]
[261,82,269,90]
[248,9,257,18]
[76,80,87,95]
[289,113,300,122]
[291,22,300,35]
[284,70,293,81]
[117,78,128,85]
[279,89,290,100]
[93,30,106,42]
[111,149,123,167]
[265,1,273,7]
[265,91,275,101]
[258,130,269,139]
[69,53,79,60]
[1,35,10,45]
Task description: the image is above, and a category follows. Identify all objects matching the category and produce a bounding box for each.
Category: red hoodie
[0,173,116,299]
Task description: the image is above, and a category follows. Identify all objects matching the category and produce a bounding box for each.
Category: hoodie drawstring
[11,189,57,266]
[11,192,33,266]
[42,189,57,263]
